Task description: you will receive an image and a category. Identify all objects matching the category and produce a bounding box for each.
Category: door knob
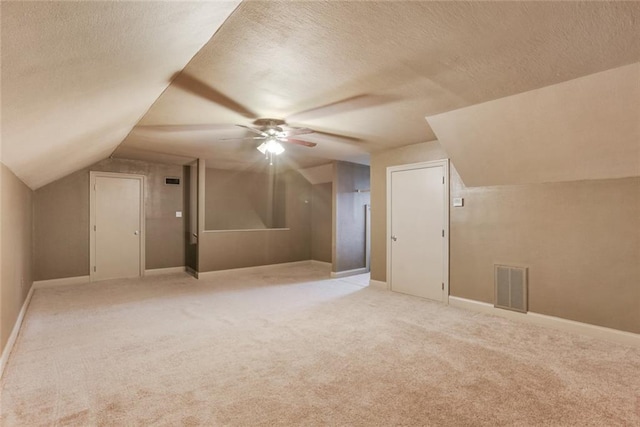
[391,235,397,241]
[134,231,139,235]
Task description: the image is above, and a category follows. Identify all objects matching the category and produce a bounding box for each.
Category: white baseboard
[196,260,313,280]
[330,267,368,278]
[33,275,90,289]
[0,284,35,379]
[449,296,640,348]
[368,279,388,290]
[145,266,185,276]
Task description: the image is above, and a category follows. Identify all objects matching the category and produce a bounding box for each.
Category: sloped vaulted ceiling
[427,63,640,187]
[2,1,639,188]
[115,0,640,174]
[1,1,240,189]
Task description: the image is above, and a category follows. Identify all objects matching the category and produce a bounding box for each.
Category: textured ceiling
[116,0,640,173]
[1,1,240,188]
[428,63,640,186]
[2,1,639,188]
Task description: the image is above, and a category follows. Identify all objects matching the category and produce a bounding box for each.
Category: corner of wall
[0,162,35,356]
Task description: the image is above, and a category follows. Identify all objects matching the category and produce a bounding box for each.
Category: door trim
[386,159,450,304]
[89,171,146,282]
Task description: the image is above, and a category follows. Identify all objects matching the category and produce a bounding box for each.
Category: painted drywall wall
[0,159,2,355]
[370,142,448,282]
[333,162,371,273]
[370,141,640,333]
[299,164,333,185]
[0,148,3,355]
[1,163,33,352]
[204,167,285,230]
[198,167,311,272]
[34,158,184,280]
[450,170,640,333]
[311,183,332,263]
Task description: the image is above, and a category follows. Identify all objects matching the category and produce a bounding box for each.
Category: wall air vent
[494,265,528,313]
[165,177,180,185]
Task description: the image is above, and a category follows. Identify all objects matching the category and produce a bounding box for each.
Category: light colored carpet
[1,262,639,426]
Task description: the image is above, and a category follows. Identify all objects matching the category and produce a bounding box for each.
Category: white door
[389,164,446,301]
[91,173,144,281]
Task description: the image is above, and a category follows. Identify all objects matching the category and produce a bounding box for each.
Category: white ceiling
[2,1,639,188]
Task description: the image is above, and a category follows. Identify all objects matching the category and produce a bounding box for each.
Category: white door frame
[386,159,450,303]
[90,171,146,282]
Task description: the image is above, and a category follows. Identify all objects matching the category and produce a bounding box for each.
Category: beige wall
[0,158,3,355]
[370,142,448,282]
[198,168,311,272]
[333,161,370,272]
[34,158,185,280]
[204,167,285,230]
[370,141,640,333]
[1,163,33,353]
[450,170,640,333]
[311,183,332,263]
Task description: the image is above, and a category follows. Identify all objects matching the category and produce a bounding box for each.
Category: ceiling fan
[135,72,397,164]
[219,118,318,165]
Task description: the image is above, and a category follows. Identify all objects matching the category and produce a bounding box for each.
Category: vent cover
[494,265,528,313]
[165,177,180,185]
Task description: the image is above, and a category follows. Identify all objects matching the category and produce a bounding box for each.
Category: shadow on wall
[204,167,286,230]
[311,182,332,263]
[333,161,371,273]
[0,164,34,354]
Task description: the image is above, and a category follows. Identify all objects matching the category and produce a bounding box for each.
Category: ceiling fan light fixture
[257,139,285,155]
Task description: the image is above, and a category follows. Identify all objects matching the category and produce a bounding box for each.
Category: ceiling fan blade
[288,94,399,121]
[218,136,266,141]
[135,124,238,133]
[299,129,363,143]
[171,72,258,119]
[284,138,317,148]
[284,128,314,137]
[236,124,267,137]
